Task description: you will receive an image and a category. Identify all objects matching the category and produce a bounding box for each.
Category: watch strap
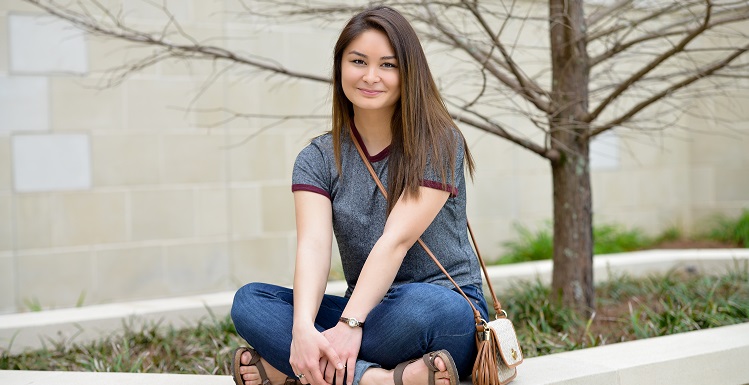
[339,316,364,327]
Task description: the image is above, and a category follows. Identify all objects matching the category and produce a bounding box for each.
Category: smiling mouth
[358,88,383,96]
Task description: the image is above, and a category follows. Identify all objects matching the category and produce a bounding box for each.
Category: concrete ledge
[510,322,749,385]
[1,249,747,355]
[2,322,748,384]
[0,370,233,385]
[485,248,749,292]
[0,291,236,355]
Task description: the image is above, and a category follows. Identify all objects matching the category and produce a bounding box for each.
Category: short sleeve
[292,142,331,199]
[421,130,463,197]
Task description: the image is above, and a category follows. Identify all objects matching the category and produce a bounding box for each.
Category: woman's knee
[360,283,476,367]
[383,283,475,331]
[231,282,278,326]
[392,283,473,316]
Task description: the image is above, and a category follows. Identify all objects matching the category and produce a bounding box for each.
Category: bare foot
[236,349,289,385]
[359,355,452,385]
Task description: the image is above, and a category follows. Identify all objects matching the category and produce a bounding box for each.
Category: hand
[322,322,362,385]
[290,325,344,385]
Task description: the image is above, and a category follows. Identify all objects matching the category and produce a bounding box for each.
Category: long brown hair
[332,6,475,213]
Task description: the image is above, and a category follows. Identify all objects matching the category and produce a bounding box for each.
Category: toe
[433,356,447,372]
[241,350,253,365]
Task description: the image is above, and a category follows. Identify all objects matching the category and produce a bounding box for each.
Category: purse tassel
[472,325,499,385]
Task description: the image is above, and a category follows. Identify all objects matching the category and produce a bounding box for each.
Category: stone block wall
[0,0,336,313]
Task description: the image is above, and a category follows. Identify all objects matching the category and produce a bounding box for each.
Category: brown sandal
[393,349,459,385]
[232,347,301,385]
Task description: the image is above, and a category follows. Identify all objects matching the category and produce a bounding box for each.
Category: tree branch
[460,0,551,113]
[422,4,551,114]
[586,0,634,28]
[24,0,331,84]
[586,0,714,123]
[589,42,749,138]
[586,1,683,43]
[590,7,749,67]
[448,108,555,161]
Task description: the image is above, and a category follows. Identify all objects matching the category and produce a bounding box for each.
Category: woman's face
[341,29,401,116]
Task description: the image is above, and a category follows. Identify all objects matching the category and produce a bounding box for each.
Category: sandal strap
[425,350,458,385]
[248,350,261,366]
[393,358,417,385]
[422,353,437,385]
[423,351,439,371]
[233,347,272,385]
[395,351,455,385]
[249,350,270,384]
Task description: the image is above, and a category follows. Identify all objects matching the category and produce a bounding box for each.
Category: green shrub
[497,223,554,264]
[498,222,655,264]
[654,225,682,243]
[706,209,749,247]
[505,266,749,357]
[593,224,652,254]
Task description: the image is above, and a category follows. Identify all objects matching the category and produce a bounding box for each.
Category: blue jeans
[231,282,490,385]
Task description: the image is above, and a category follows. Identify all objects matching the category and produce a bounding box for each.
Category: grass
[496,223,554,264]
[497,222,659,264]
[505,263,749,357]
[2,265,747,373]
[1,311,245,375]
[705,209,749,247]
[592,223,653,254]
[496,213,748,265]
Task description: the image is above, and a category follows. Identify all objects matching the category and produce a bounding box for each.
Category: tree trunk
[548,0,594,313]
[550,140,594,313]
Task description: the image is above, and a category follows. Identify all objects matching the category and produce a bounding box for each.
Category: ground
[650,239,738,249]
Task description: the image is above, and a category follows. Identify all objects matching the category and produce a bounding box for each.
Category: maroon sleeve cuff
[292,184,331,199]
[421,180,459,197]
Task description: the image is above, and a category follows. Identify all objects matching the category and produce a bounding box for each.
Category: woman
[231,6,489,385]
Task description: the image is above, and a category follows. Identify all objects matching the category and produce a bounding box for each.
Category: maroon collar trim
[350,122,390,162]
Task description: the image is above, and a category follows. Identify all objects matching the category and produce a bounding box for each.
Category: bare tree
[23,0,749,314]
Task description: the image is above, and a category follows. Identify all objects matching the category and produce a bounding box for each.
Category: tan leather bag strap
[349,129,504,321]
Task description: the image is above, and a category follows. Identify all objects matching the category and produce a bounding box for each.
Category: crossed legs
[230,282,488,385]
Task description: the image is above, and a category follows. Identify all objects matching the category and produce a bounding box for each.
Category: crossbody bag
[350,130,524,385]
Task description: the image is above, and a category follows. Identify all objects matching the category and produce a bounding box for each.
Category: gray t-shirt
[292,126,482,296]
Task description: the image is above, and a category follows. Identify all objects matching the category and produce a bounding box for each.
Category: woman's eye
[352,59,365,65]
[382,62,397,69]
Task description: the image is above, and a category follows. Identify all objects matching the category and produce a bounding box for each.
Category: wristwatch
[339,316,364,328]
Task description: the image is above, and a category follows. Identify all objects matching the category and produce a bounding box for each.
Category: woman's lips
[358,88,383,96]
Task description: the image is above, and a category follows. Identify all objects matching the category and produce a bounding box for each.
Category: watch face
[348,318,357,327]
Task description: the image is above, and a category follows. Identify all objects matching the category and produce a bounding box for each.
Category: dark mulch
[650,239,740,249]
